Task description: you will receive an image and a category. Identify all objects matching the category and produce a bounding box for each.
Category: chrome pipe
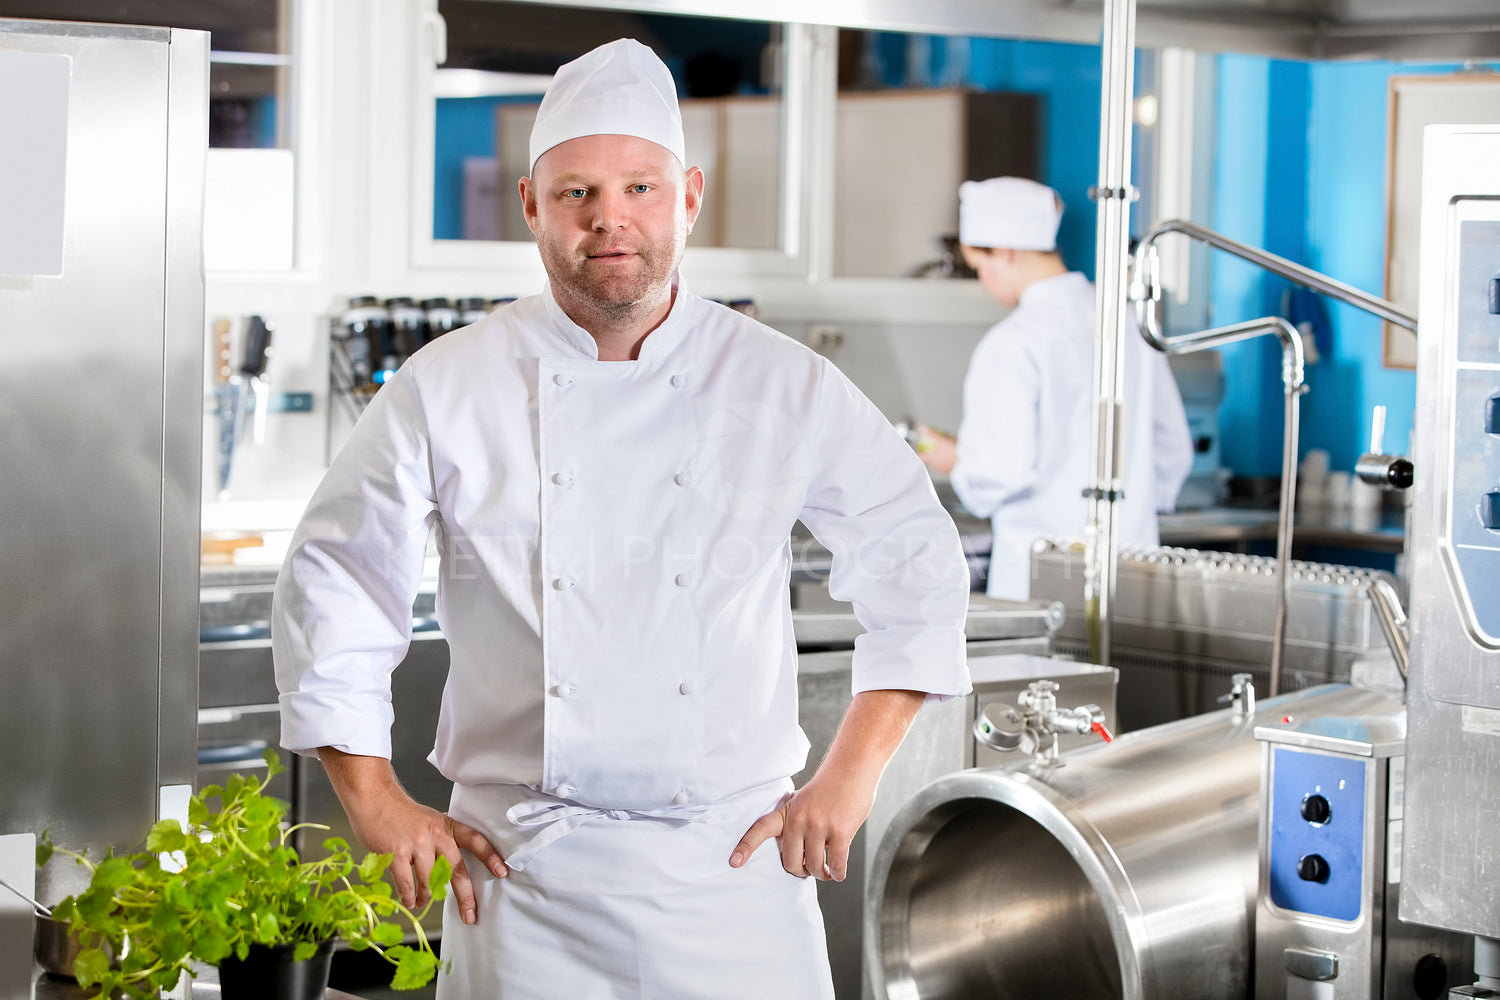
[1272,371,1302,697]
[1367,577,1410,682]
[1135,285,1306,694]
[1082,0,1138,667]
[1130,221,1422,694]
[1134,218,1418,332]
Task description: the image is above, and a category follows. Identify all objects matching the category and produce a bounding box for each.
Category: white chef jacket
[273,277,971,833]
[950,271,1193,601]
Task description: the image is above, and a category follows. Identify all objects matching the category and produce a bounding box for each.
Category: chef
[917,177,1193,600]
[273,38,971,998]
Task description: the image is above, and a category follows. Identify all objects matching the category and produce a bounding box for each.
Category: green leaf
[359,852,392,883]
[144,819,188,853]
[74,887,121,933]
[189,791,216,825]
[293,940,319,962]
[256,910,280,943]
[160,928,193,967]
[389,945,440,990]
[90,856,136,891]
[73,947,111,986]
[192,927,232,965]
[428,855,452,896]
[262,747,285,779]
[371,922,404,947]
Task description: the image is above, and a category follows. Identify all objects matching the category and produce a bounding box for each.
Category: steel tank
[866,683,1405,1000]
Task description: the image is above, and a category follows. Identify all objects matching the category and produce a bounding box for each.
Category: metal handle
[0,874,50,917]
[197,740,271,767]
[200,621,271,643]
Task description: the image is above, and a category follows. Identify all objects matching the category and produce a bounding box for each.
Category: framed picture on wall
[1385,72,1500,369]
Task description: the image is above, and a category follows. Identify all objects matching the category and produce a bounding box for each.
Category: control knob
[1300,794,1331,824]
[1297,853,1330,883]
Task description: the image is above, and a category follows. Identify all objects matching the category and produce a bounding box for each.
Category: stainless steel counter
[1159,504,1406,553]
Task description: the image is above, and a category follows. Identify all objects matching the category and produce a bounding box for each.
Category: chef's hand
[728,689,925,882]
[728,771,872,882]
[317,747,507,925]
[915,424,957,476]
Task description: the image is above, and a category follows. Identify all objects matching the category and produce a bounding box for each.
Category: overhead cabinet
[494,87,1037,277]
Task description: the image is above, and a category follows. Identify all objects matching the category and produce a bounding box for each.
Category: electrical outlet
[808,325,845,355]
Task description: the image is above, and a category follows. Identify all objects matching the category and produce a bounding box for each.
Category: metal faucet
[1217,672,1257,719]
[974,679,1114,766]
[1129,220,1417,698]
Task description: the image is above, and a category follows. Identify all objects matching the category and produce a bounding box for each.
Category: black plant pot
[218,939,336,1000]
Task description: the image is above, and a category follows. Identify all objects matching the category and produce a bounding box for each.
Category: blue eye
[564,188,586,199]
[631,184,651,194]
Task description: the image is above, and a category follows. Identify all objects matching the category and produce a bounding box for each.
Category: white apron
[434,778,835,1000]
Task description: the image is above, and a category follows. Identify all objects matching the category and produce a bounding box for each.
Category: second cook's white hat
[958,177,1062,251]
[529,38,686,173]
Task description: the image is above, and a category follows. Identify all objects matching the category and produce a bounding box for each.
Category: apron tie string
[502,796,712,870]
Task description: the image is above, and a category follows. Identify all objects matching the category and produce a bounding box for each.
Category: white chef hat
[958,177,1062,251]
[528,38,686,174]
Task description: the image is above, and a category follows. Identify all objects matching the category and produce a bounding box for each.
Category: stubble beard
[538,227,683,323]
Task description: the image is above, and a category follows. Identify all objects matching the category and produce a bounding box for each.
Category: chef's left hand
[729,768,874,881]
[728,689,924,881]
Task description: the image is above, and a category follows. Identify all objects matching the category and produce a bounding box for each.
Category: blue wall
[967,37,1108,278]
[434,94,542,240]
[1210,56,1472,477]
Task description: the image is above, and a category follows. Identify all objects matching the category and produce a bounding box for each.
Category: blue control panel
[1268,747,1366,921]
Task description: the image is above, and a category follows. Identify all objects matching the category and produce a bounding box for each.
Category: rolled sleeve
[273,366,438,758]
[798,361,972,702]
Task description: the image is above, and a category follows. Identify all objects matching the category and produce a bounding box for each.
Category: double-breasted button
[556,784,577,799]
[552,471,575,487]
[552,373,574,387]
[673,573,693,589]
[673,472,691,487]
[671,788,689,806]
[551,682,578,701]
[552,576,576,591]
[669,373,687,388]
[678,680,694,696]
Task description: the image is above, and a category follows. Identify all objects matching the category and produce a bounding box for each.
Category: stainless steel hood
[495,0,1500,61]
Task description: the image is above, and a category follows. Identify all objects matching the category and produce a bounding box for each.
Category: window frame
[395,1,838,284]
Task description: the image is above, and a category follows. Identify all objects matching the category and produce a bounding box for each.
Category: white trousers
[434,779,836,1000]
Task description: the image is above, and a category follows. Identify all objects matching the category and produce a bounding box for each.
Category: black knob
[1300,794,1331,824]
[1483,492,1500,532]
[1297,853,1330,883]
[1387,458,1414,490]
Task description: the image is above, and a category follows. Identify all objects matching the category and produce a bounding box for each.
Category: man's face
[961,245,1022,307]
[521,134,704,318]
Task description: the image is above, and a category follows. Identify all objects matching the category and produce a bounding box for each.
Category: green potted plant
[40,751,450,999]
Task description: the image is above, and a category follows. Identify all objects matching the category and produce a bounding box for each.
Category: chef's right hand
[316,747,507,925]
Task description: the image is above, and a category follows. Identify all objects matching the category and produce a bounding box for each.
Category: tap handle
[1369,405,1387,455]
[240,315,273,379]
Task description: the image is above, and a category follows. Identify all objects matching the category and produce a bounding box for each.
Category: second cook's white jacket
[950,271,1194,601]
[274,279,972,835]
